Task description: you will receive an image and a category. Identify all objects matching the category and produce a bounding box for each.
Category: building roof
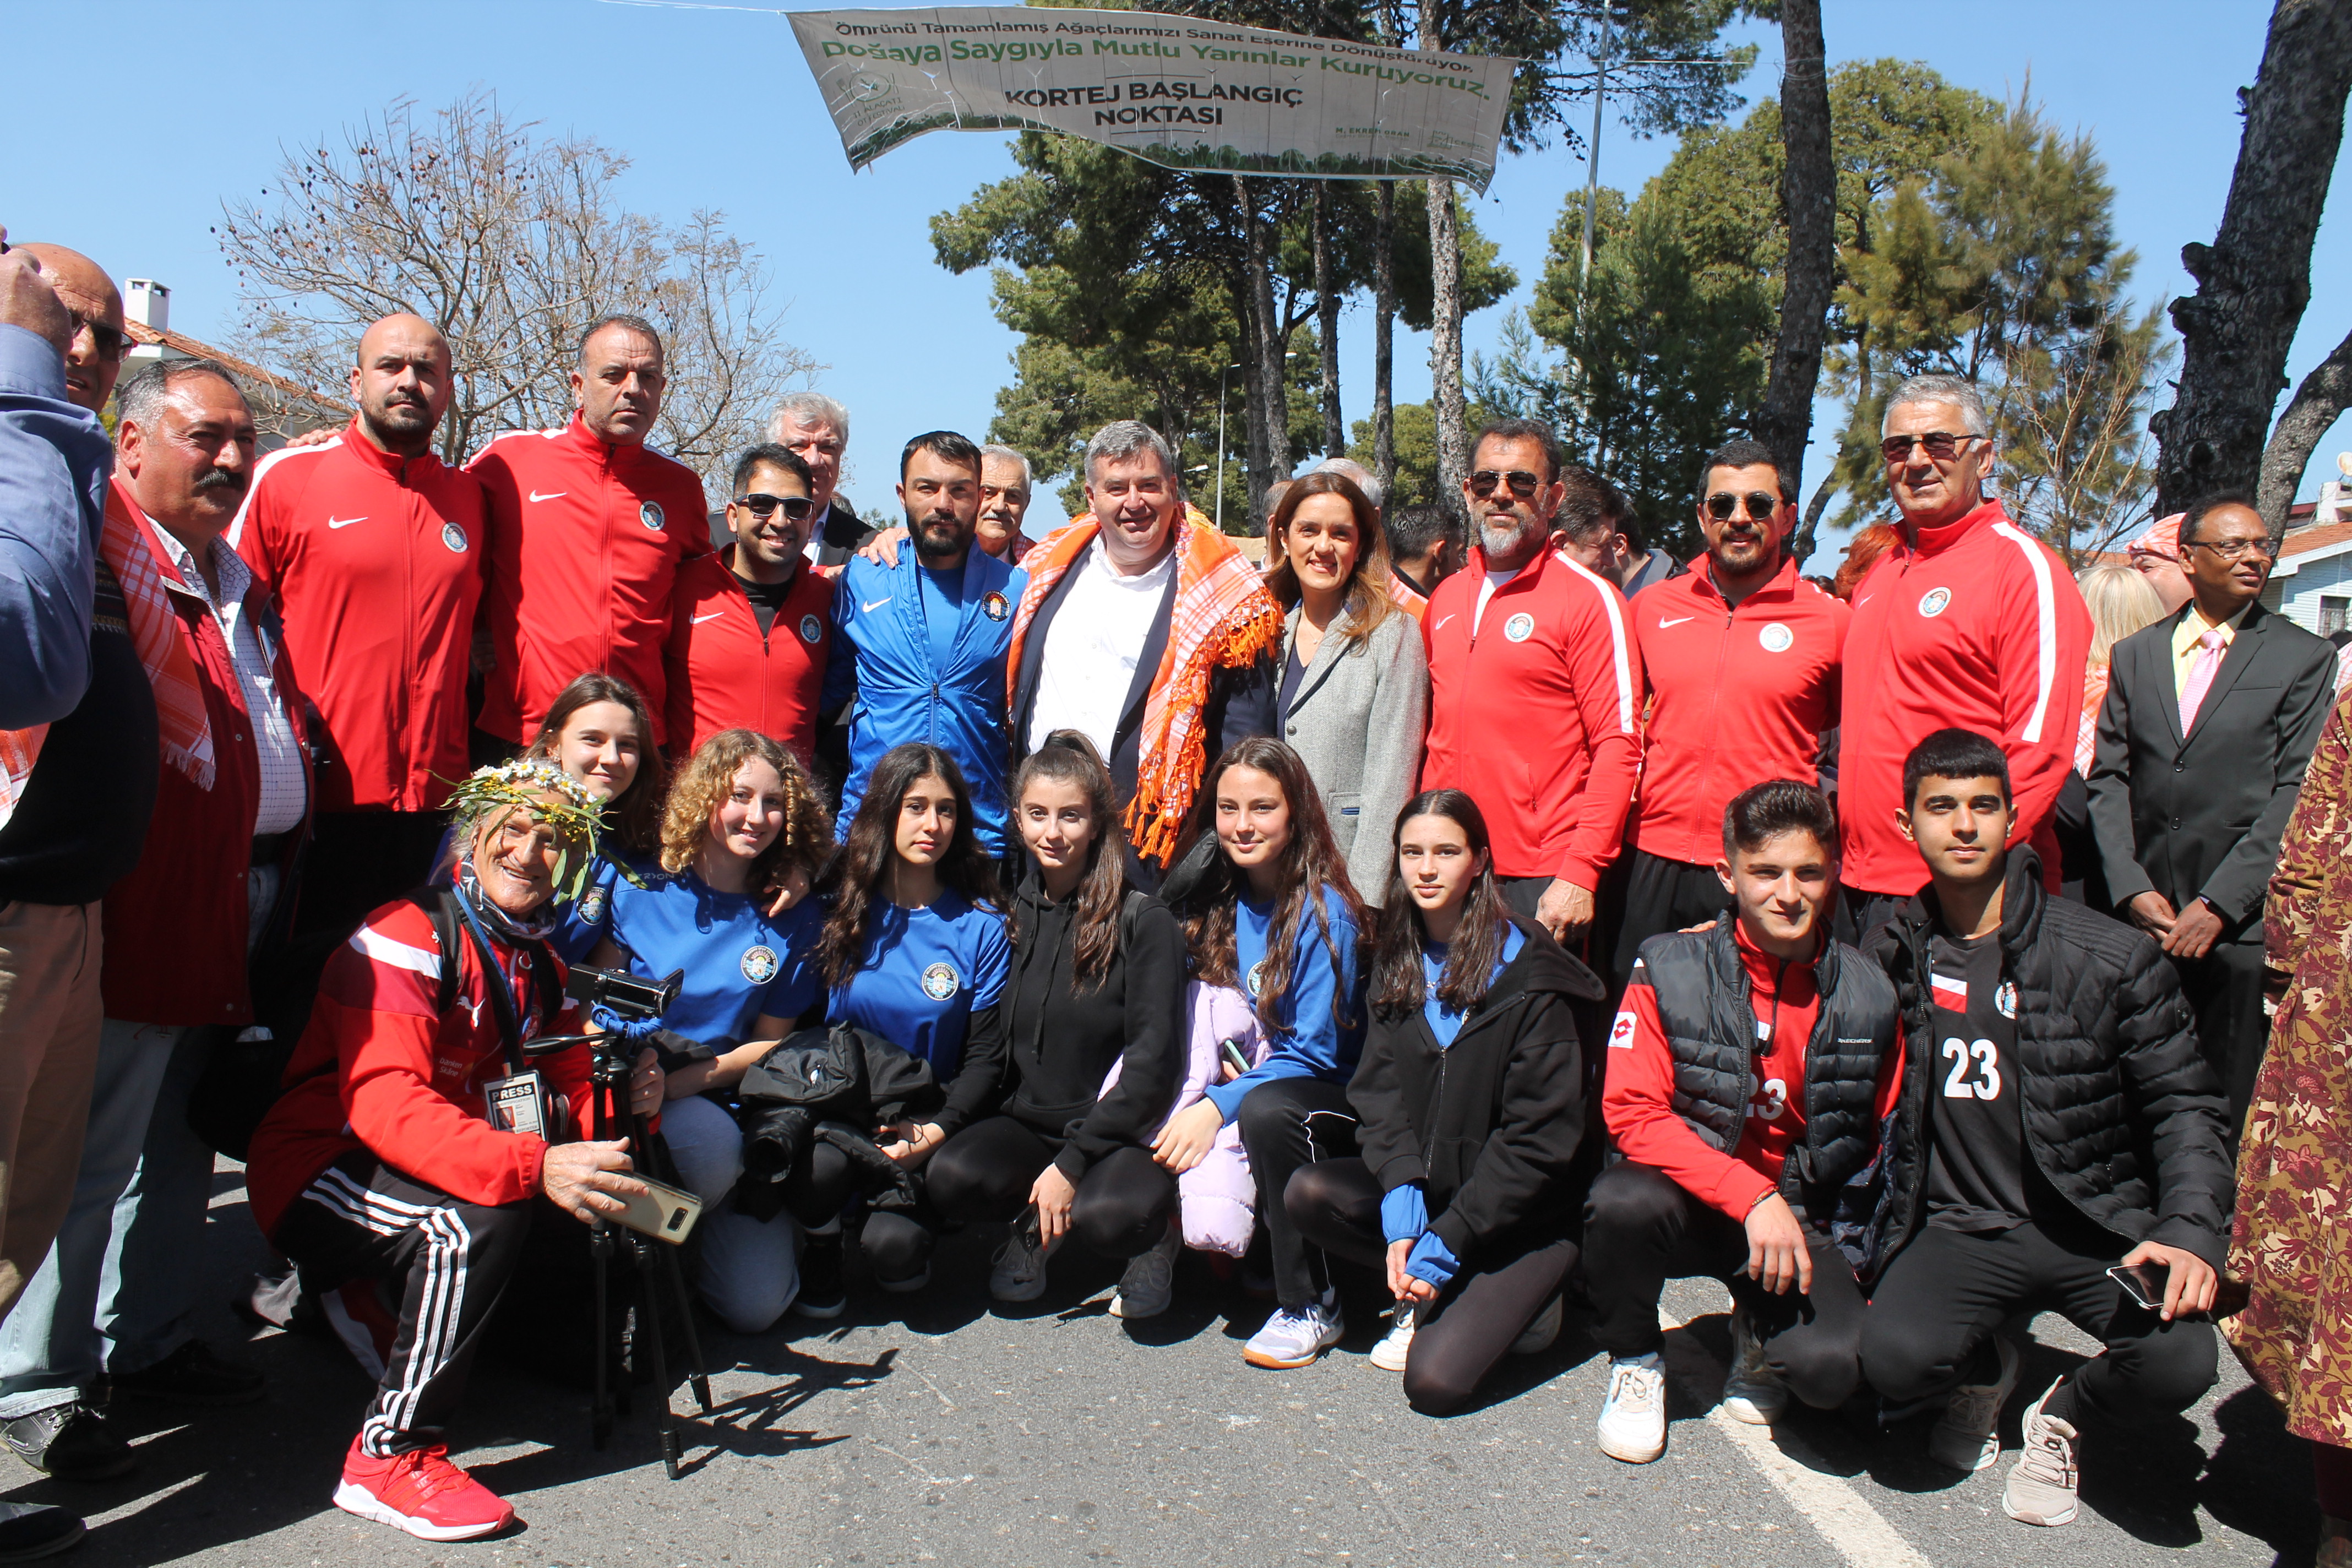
[124,321,349,421]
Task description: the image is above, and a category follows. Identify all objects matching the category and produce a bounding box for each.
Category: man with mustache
[1418,417,1643,948]
[1,360,310,1484]
[1610,439,1849,987]
[977,444,1039,566]
[230,314,483,943]
[823,432,1024,852]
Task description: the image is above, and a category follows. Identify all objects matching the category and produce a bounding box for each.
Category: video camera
[552,964,684,1075]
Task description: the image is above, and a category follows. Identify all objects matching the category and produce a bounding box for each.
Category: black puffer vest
[1637,916,1900,1224]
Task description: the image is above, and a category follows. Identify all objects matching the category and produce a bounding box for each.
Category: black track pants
[1609,850,1735,991]
[927,1116,1174,1259]
[780,1139,935,1286]
[1235,1077,1359,1309]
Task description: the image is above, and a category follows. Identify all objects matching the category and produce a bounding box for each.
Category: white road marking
[1660,1305,1933,1568]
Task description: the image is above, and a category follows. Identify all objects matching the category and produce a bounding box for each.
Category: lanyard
[452,889,529,1074]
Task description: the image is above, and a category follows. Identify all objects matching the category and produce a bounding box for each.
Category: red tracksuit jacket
[1419,545,1643,889]
[1838,500,2090,897]
[662,548,835,767]
[467,418,710,746]
[1631,557,1848,866]
[231,424,483,813]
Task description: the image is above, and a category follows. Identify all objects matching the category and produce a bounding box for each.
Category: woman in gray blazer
[1265,472,1430,905]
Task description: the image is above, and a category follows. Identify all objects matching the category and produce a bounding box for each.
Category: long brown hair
[1173,736,1362,1035]
[815,743,1002,990]
[527,672,666,856]
[1368,790,1511,1023]
[1011,729,1128,989]
[658,728,832,892]
[1264,471,1395,652]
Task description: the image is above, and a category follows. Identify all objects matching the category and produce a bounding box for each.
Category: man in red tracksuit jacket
[664,443,834,766]
[233,314,483,940]
[1838,374,2090,930]
[468,314,709,754]
[1421,418,1642,946]
[1616,437,1848,985]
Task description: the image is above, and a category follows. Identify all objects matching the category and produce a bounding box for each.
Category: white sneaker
[1510,1294,1563,1356]
[1369,1302,1418,1372]
[2002,1381,2079,1527]
[1243,1291,1344,1369]
[1719,1305,1788,1425]
[1109,1227,1180,1320]
[1928,1335,2022,1472]
[1597,1353,1668,1463]
[988,1226,1060,1303]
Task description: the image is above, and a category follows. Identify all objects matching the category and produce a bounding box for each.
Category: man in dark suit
[767,392,875,568]
[2088,489,2337,1135]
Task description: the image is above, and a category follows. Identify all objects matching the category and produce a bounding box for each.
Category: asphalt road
[9,1161,2320,1568]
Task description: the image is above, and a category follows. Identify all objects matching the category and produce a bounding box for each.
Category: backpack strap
[410,889,463,1019]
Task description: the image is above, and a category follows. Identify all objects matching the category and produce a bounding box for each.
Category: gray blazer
[1279,601,1429,905]
[2087,599,2337,941]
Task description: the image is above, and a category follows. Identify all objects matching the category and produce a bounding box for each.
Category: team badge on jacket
[1503,612,1536,643]
[640,501,666,531]
[799,613,823,644]
[1245,959,1268,998]
[1995,980,2018,1019]
[442,522,469,554]
[741,945,778,984]
[1759,622,1793,652]
[1607,1010,1637,1048]
[983,590,1010,621]
[578,885,609,927]
[921,961,959,1000]
[1918,586,1952,618]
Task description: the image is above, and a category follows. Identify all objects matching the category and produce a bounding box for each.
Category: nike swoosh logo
[861,597,891,613]
[1856,594,1874,606]
[529,490,567,503]
[1657,616,1694,628]
[1433,614,1456,631]
[326,516,367,530]
[691,612,725,624]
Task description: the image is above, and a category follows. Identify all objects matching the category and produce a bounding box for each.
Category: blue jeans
[660,1093,798,1335]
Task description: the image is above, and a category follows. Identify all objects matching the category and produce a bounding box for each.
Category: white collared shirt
[1027,536,1176,758]
[153,529,308,839]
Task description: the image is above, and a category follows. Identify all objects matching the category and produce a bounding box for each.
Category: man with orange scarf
[1006,421,1281,888]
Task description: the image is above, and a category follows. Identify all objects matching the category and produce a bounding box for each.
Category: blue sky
[9,0,2345,542]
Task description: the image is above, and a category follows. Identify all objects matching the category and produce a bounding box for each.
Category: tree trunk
[1754,0,1835,508]
[1314,183,1344,457]
[1793,475,1838,573]
[2150,0,2352,515]
[2257,322,2352,531]
[1237,176,1284,535]
[1426,175,1468,505]
[1374,179,1397,502]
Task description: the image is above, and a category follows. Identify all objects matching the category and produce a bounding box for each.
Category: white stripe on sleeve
[1555,552,1638,733]
[349,924,443,980]
[1991,522,2059,744]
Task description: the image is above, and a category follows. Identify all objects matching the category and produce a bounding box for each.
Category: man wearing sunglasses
[1420,417,1643,946]
[663,444,834,765]
[231,313,483,943]
[1836,373,2091,933]
[2088,489,2334,1139]
[1612,439,1849,987]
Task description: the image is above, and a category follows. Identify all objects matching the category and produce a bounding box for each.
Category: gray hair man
[768,391,874,567]
[977,443,1038,565]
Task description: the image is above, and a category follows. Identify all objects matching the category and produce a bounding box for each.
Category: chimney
[124,279,170,333]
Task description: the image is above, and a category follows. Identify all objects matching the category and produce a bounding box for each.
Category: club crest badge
[578,886,608,926]
[1607,1011,1637,1049]
[1245,959,1269,998]
[1759,622,1793,653]
[741,945,778,985]
[1996,980,2018,1020]
[983,590,1010,622]
[921,961,959,1000]
[640,500,666,531]
[799,613,823,645]
[1918,586,1952,618]
[442,521,469,554]
[1503,612,1536,643]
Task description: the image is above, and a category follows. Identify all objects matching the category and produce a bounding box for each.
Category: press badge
[484,1071,550,1138]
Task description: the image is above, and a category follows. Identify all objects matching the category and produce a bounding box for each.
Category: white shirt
[1026,537,1177,758]
[1473,562,1528,636]
[800,501,834,563]
[153,530,309,840]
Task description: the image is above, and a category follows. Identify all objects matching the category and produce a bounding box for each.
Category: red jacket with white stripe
[1419,544,1643,888]
[1838,500,2091,896]
[1631,557,1848,865]
[467,418,710,746]
[231,424,484,813]
[662,547,835,767]
[244,896,595,1240]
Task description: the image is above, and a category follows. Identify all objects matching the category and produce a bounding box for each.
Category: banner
[787,7,1518,190]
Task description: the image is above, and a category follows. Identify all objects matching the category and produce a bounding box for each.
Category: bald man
[231,313,485,941]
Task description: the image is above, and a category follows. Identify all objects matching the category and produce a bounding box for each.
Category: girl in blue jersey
[515,673,667,960]
[798,743,1010,1310]
[1157,737,1365,1369]
[582,728,832,1332]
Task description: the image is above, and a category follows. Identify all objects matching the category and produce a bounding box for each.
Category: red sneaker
[332,1435,517,1540]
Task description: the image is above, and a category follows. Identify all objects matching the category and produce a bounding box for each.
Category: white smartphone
[611,1175,704,1245]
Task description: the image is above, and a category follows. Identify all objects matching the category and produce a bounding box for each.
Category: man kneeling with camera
[246,761,663,1541]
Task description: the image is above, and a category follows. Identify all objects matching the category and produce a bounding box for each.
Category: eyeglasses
[1706,491,1782,522]
[67,311,130,364]
[732,492,815,522]
[1467,469,1544,499]
[1879,431,1979,465]
[2184,536,2278,562]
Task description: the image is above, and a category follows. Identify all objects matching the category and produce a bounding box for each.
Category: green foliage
[1347,396,1496,509]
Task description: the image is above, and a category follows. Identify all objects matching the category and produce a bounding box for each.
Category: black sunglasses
[1706,491,1782,522]
[1879,431,1978,465]
[1467,469,1544,499]
[68,311,130,363]
[732,492,815,522]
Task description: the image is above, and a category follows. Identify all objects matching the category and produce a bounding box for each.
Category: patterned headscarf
[2128,515,2184,564]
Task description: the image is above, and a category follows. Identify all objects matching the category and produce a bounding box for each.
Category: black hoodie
[1347,915,1606,1262]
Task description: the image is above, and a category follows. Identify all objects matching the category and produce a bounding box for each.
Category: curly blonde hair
[658,729,832,890]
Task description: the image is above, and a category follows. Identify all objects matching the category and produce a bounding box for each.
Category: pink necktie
[2179,627,2227,734]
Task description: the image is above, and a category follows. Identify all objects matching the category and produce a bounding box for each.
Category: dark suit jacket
[810,499,876,570]
[2087,600,2335,943]
[1008,548,1278,890]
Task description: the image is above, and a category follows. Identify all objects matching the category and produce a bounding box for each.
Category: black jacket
[1864,848,2234,1269]
[1347,917,1605,1262]
[991,879,1186,1182]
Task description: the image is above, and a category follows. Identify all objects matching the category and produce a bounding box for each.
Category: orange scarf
[1008,505,1280,864]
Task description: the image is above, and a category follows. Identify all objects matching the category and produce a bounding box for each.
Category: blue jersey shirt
[596,869,824,1046]
[1204,884,1364,1123]
[1422,923,1527,1047]
[827,889,1011,1083]
[822,546,1026,853]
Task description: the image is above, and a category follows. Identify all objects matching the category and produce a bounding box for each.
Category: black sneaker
[3,1404,134,1482]
[794,1233,846,1320]
[0,1500,83,1560]
[107,1341,264,1407]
